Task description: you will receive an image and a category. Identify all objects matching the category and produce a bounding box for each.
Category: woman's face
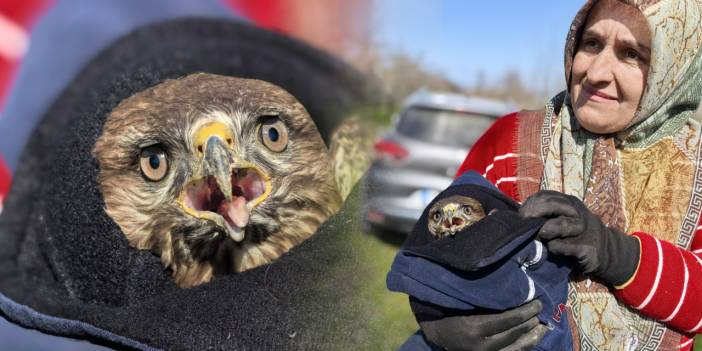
[570,0,651,134]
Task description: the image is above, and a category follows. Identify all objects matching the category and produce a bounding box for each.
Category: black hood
[402,171,545,271]
[0,17,382,350]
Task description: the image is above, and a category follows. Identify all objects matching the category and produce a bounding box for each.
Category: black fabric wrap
[402,184,545,272]
[0,18,383,350]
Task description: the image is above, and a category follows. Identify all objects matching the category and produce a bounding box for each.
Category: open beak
[441,205,465,235]
[177,122,272,242]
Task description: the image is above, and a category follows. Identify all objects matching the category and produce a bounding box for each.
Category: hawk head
[93,73,342,287]
[427,195,486,238]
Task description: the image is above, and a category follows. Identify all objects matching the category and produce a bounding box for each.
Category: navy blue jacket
[387,171,572,351]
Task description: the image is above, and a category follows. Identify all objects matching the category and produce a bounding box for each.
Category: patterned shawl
[518,1,702,350]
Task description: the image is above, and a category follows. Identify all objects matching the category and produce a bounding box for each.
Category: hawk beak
[203,137,233,203]
[195,121,235,203]
[442,209,455,229]
[176,121,272,243]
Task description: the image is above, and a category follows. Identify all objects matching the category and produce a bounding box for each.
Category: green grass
[696,335,701,350]
[352,228,418,350]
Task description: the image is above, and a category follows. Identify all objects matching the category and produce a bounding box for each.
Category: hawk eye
[462,205,472,214]
[139,145,168,181]
[432,211,441,222]
[260,116,288,152]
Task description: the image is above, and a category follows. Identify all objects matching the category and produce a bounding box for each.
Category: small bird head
[93,73,341,287]
[427,195,486,238]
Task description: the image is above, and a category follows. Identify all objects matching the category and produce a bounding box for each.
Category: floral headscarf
[545,0,702,199]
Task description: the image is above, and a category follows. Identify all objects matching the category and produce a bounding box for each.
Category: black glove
[412,298,548,351]
[519,190,640,286]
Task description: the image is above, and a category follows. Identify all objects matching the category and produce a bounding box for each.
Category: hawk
[427,195,487,238]
[93,73,369,287]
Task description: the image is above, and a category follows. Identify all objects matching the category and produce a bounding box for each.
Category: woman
[417,0,702,350]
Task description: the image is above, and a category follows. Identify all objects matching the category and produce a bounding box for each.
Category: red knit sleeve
[614,223,702,338]
[456,112,520,202]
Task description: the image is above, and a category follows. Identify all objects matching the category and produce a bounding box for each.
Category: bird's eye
[432,211,441,222]
[139,145,168,181]
[259,116,288,152]
[462,205,472,214]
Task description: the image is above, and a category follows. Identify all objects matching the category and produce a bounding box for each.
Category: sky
[372,1,585,91]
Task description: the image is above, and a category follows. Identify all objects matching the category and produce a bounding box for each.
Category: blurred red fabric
[225,0,372,59]
[0,155,8,202]
[0,0,51,208]
[223,0,288,34]
[0,0,51,111]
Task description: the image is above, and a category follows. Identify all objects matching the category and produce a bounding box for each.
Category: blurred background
[0,1,699,350]
[0,1,585,114]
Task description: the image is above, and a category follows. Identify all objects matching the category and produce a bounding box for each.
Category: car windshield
[395,107,496,148]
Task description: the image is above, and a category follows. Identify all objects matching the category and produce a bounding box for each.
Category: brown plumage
[328,116,373,199]
[427,195,487,238]
[93,73,345,287]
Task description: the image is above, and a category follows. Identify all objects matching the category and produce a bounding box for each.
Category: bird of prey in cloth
[427,195,488,238]
[93,73,370,287]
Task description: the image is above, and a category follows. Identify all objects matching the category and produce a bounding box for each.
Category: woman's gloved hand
[519,190,640,286]
[413,298,548,351]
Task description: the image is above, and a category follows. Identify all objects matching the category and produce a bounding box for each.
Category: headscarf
[529,0,702,349]
[545,0,702,199]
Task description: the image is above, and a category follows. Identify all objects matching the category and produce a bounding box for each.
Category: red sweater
[457,113,702,349]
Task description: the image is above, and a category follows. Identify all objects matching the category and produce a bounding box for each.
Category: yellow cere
[443,203,459,212]
[193,121,234,154]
